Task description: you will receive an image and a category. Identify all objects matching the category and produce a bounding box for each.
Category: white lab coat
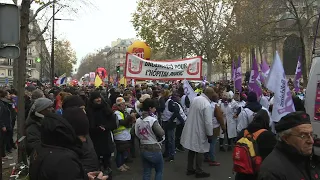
[180,94,213,153]
[219,102,237,139]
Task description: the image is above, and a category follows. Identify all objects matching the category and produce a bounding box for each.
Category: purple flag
[249,57,262,97]
[203,75,207,87]
[234,56,242,92]
[294,56,302,92]
[266,52,295,122]
[260,60,270,78]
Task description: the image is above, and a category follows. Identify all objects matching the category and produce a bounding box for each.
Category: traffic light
[35,57,41,63]
[116,66,120,73]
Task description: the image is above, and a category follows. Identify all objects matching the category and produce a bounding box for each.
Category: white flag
[183,80,197,102]
[266,51,295,122]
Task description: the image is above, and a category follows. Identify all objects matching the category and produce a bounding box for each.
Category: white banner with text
[124,53,202,80]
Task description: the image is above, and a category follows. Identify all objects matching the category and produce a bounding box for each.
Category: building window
[8,59,12,66]
[123,47,126,51]
[118,54,120,58]
[8,69,12,76]
[27,47,32,55]
[28,59,32,66]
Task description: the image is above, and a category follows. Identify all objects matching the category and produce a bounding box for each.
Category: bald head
[204,87,216,101]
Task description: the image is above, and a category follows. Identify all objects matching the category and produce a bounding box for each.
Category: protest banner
[124,53,202,80]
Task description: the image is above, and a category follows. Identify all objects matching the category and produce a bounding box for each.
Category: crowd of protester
[0,79,319,180]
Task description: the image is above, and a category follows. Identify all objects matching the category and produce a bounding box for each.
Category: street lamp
[50,0,74,86]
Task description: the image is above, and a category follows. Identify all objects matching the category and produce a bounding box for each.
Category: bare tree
[11,0,95,162]
[228,0,319,85]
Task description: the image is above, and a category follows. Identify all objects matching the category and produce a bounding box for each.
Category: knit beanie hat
[31,89,44,100]
[33,98,53,112]
[62,95,85,110]
[63,107,89,136]
[90,91,101,102]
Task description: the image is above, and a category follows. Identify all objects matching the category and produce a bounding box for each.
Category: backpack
[233,129,266,174]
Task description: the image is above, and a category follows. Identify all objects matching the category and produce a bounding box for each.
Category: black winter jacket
[25,113,42,156]
[29,113,87,180]
[0,99,12,130]
[258,141,317,180]
[81,135,100,173]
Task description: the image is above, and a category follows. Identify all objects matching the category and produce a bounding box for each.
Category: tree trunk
[207,60,212,82]
[17,0,30,164]
[299,36,308,87]
[258,46,263,63]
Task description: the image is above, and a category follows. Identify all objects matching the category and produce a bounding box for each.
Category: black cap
[275,111,311,133]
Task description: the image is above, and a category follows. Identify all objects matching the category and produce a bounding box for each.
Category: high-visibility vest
[113,111,126,135]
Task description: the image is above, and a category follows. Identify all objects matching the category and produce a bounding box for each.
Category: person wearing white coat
[218,92,237,151]
[180,88,214,178]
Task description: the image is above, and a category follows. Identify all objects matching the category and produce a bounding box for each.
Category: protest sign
[124,53,202,80]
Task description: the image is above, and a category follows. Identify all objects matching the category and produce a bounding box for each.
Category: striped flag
[56,73,66,86]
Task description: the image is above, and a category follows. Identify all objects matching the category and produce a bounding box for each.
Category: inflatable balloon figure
[96,67,108,82]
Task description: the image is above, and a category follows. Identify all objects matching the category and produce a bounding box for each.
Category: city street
[113,148,235,180]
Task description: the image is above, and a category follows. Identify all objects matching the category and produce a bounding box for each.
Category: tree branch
[29,1,54,23]
[28,6,63,44]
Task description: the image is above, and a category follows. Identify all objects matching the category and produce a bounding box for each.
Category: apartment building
[104,38,136,75]
[0,10,51,85]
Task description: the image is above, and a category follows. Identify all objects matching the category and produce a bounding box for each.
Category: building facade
[238,0,320,80]
[0,10,51,85]
[104,38,136,75]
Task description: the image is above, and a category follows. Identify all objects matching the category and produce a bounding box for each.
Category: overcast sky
[1,0,138,68]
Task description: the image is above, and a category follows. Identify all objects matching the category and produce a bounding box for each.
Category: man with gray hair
[258,111,315,180]
[25,98,54,156]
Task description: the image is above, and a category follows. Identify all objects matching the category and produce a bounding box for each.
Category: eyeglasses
[289,133,316,140]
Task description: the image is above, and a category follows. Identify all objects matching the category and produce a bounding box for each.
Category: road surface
[113,148,235,180]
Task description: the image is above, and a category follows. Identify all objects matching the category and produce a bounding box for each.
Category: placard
[124,53,202,80]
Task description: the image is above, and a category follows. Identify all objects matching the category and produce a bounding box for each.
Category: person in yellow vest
[113,97,136,172]
[195,83,203,95]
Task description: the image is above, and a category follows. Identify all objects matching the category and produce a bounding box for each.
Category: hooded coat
[29,112,87,180]
[86,92,117,156]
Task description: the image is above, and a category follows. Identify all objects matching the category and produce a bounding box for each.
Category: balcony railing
[0,61,11,66]
[27,64,37,68]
